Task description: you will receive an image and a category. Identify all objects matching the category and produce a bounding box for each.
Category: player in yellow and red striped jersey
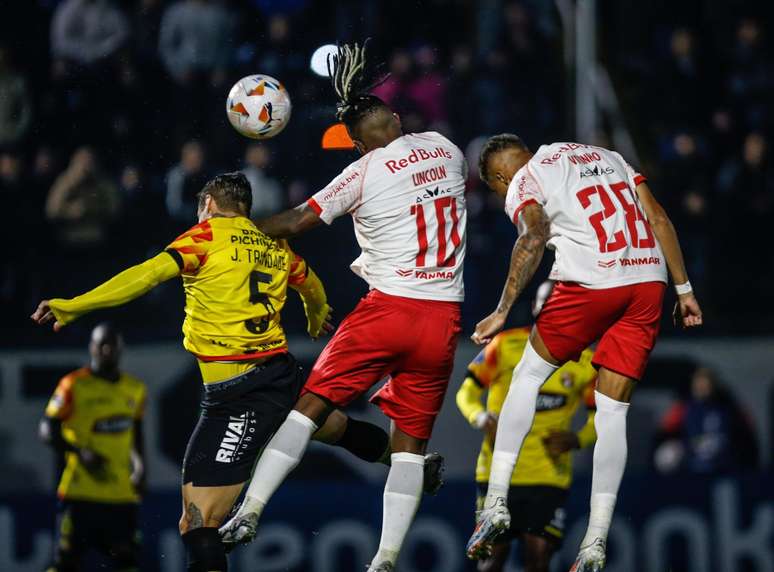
[457,283,597,572]
[41,323,145,572]
[31,172,419,572]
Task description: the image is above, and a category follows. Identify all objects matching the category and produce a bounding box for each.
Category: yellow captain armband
[289,266,329,338]
[48,252,181,326]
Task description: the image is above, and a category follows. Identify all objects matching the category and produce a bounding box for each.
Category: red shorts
[303,290,462,439]
[536,281,666,380]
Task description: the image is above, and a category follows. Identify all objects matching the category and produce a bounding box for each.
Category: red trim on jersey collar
[512,199,538,224]
[307,198,322,216]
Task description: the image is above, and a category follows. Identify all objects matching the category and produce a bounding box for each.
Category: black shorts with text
[182,353,305,487]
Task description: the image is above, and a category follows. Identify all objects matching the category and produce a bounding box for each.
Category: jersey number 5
[245,270,275,334]
[410,197,462,267]
[576,181,655,253]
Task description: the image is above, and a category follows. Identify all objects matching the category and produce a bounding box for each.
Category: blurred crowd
[1,0,772,344]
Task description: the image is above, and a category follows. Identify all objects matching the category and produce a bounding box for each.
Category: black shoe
[423,452,445,495]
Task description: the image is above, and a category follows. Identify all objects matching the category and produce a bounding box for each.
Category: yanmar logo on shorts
[320,171,359,202]
[385,147,453,173]
[216,412,256,464]
[620,256,661,267]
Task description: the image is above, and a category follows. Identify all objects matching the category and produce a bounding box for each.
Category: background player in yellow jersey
[31,173,338,572]
[456,282,597,572]
[40,323,146,572]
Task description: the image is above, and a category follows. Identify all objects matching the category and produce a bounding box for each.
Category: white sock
[240,410,318,517]
[371,452,425,566]
[485,340,557,509]
[581,391,630,547]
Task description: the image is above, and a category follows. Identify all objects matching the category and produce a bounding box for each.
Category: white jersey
[308,132,467,302]
[505,142,667,289]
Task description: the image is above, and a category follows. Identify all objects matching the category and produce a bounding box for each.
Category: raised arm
[634,182,702,328]
[286,249,334,339]
[31,252,180,331]
[255,203,323,238]
[472,203,550,345]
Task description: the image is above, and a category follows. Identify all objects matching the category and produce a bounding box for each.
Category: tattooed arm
[472,203,550,345]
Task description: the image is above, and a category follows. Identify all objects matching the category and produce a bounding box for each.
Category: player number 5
[245,270,275,334]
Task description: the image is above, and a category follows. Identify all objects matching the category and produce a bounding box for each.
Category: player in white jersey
[465,135,703,571]
[219,41,466,571]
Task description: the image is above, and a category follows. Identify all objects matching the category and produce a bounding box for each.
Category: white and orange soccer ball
[226,74,291,139]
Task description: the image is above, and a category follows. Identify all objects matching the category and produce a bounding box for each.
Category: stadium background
[1,0,772,570]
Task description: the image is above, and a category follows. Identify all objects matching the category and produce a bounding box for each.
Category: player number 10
[410,197,461,267]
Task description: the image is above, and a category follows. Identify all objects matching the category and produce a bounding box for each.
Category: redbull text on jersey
[385,146,453,173]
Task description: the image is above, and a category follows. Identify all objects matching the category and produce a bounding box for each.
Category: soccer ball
[226,74,291,139]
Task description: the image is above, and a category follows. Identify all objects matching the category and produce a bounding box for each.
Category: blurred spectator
[50,0,130,70]
[473,49,509,134]
[133,0,164,65]
[158,0,234,85]
[372,49,414,110]
[372,50,426,132]
[653,367,759,474]
[714,132,774,312]
[447,46,477,143]
[726,17,773,129]
[165,140,209,222]
[656,29,709,127]
[254,14,306,88]
[717,132,774,199]
[45,147,120,248]
[0,48,32,149]
[0,153,23,195]
[407,45,448,129]
[32,146,60,198]
[240,144,283,218]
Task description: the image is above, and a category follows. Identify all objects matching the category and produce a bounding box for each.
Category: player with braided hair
[220,41,469,571]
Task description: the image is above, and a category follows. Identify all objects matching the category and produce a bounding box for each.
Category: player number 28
[410,197,462,267]
[576,181,655,253]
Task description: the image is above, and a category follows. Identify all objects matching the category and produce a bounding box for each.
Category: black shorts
[476,484,568,545]
[183,353,305,487]
[53,500,139,569]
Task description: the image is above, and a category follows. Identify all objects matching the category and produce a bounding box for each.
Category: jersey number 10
[576,181,655,253]
[410,197,462,267]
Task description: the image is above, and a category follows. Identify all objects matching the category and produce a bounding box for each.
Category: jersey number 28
[576,181,655,253]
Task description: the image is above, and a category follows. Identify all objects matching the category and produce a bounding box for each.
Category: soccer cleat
[422,452,445,495]
[219,510,259,550]
[465,497,511,560]
[366,561,394,572]
[569,538,607,572]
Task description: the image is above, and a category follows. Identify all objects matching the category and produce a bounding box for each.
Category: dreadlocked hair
[328,39,389,128]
